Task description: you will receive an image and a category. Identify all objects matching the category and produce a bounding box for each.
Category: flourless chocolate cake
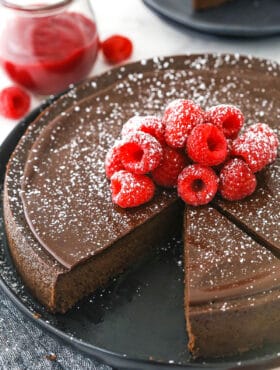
[3,54,280,358]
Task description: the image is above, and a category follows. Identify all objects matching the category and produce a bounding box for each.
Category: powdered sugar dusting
[186,206,280,307]
[216,157,280,248]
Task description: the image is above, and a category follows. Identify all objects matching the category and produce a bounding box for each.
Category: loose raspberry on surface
[177,164,219,206]
[121,116,165,145]
[0,86,30,119]
[152,146,188,187]
[186,123,227,166]
[163,99,204,148]
[110,170,155,208]
[101,34,133,64]
[118,131,163,174]
[105,144,124,179]
[206,104,244,139]
[231,123,279,173]
[219,158,257,201]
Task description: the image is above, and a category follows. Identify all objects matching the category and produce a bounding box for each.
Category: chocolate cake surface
[20,94,178,269]
[3,54,280,358]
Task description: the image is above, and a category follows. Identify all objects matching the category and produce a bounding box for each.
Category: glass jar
[0,0,99,95]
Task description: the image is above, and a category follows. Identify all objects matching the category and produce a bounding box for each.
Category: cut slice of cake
[184,206,280,358]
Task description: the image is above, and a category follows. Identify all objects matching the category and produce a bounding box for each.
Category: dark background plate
[1,92,280,370]
[143,0,280,37]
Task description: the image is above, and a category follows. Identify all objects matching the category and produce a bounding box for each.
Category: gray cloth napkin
[0,291,112,370]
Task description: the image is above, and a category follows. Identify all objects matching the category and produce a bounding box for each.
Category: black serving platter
[143,0,280,38]
[1,76,280,370]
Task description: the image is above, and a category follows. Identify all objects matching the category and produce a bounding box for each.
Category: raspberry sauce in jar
[0,0,99,95]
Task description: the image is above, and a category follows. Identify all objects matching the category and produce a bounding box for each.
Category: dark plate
[143,0,280,37]
[1,59,280,370]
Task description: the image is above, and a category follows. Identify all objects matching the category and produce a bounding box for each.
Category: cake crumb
[45,353,57,361]
[32,312,41,319]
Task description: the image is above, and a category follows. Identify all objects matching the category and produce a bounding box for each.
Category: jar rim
[0,0,73,12]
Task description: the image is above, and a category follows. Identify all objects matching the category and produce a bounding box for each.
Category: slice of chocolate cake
[185,206,280,358]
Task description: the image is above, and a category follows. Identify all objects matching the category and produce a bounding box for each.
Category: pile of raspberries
[105,99,279,208]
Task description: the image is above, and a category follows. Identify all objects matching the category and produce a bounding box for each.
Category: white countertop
[1,0,280,145]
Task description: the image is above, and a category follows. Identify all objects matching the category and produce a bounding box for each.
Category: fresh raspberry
[105,144,124,179]
[206,104,244,139]
[118,132,163,174]
[177,164,218,206]
[101,35,133,64]
[121,116,165,145]
[163,99,204,148]
[248,123,279,159]
[151,146,188,187]
[219,158,257,201]
[110,170,155,208]
[0,86,30,119]
[186,123,227,166]
[231,123,279,173]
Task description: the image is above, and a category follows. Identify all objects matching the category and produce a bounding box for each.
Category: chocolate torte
[4,54,280,358]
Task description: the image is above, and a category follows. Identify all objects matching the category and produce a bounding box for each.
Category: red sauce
[0,12,99,95]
